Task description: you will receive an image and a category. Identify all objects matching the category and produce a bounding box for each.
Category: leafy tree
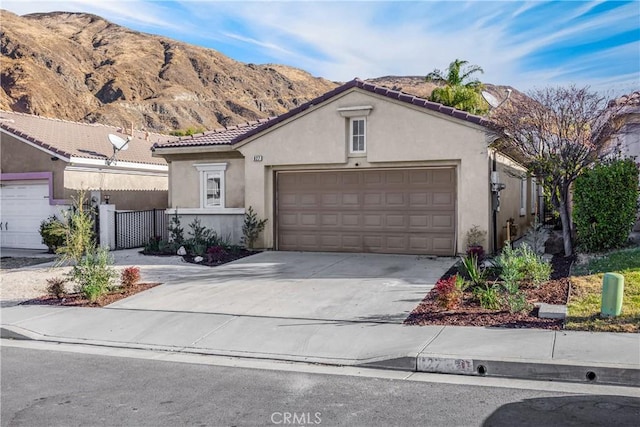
[491,86,625,256]
[426,59,488,115]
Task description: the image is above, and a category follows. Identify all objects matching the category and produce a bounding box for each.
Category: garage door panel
[363,214,383,227]
[277,169,456,255]
[433,192,454,206]
[385,193,405,205]
[0,182,52,249]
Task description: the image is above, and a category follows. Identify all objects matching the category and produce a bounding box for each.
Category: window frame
[520,177,527,217]
[349,117,367,154]
[194,163,227,209]
[530,179,537,215]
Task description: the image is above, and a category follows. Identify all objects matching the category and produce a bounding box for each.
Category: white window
[520,177,527,216]
[194,163,227,208]
[350,117,366,153]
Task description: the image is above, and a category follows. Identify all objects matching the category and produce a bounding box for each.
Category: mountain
[0,10,338,132]
[1,10,520,133]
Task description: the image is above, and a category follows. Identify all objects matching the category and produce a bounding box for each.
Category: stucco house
[0,111,171,249]
[153,79,537,255]
[610,91,640,231]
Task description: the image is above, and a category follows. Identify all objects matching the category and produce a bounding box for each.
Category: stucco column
[99,204,116,250]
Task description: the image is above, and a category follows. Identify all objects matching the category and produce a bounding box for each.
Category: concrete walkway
[1,250,638,387]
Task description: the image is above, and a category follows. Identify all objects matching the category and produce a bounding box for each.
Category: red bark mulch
[404,255,574,330]
[22,283,160,307]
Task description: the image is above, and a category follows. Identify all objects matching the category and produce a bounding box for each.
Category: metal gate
[114,209,167,249]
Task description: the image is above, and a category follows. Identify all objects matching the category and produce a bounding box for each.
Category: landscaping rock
[177,246,187,256]
[194,256,203,263]
[537,303,568,319]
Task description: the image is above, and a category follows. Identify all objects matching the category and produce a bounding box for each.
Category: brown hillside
[0,10,338,132]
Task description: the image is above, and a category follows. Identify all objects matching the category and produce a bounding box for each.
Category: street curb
[416,354,640,387]
[3,325,638,387]
[1,325,42,341]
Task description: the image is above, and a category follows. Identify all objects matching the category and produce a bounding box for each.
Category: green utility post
[601,273,624,317]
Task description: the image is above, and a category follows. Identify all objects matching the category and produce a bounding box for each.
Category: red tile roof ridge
[229,78,490,146]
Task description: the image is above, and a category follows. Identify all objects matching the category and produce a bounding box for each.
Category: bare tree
[490,86,624,256]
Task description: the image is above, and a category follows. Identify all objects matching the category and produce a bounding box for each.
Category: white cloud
[2,0,637,93]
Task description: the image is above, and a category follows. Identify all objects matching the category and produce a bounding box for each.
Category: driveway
[109,252,456,324]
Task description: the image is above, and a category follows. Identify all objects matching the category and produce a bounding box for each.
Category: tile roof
[152,78,491,151]
[152,118,274,150]
[0,110,172,166]
[230,78,492,146]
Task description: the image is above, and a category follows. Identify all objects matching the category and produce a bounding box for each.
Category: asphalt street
[2,343,639,427]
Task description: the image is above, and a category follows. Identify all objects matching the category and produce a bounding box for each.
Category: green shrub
[242,206,268,249]
[460,254,487,287]
[573,158,639,252]
[473,284,501,310]
[72,247,117,303]
[167,210,184,244]
[39,216,66,254]
[56,191,96,265]
[496,243,551,286]
[503,291,531,314]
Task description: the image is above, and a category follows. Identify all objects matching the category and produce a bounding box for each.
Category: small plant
[503,291,531,314]
[465,225,487,248]
[46,277,67,299]
[168,209,184,244]
[473,284,501,310]
[242,206,268,249]
[207,245,228,263]
[56,190,96,265]
[71,247,117,303]
[39,216,66,254]
[454,274,470,292]
[460,254,487,287]
[187,218,216,245]
[120,266,141,287]
[497,243,551,286]
[434,276,461,310]
[520,217,548,254]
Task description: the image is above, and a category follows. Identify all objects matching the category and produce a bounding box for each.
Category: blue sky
[3,1,639,95]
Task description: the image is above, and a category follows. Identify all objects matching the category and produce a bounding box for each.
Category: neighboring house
[153,79,537,255]
[0,111,171,249]
[610,91,640,231]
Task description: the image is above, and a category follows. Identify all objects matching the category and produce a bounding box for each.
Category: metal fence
[114,209,167,249]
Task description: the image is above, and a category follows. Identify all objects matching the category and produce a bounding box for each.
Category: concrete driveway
[109,251,456,324]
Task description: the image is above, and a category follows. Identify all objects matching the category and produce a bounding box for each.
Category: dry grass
[566,248,640,333]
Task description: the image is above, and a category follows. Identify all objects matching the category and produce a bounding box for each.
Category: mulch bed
[181,249,258,267]
[21,283,160,307]
[404,255,574,330]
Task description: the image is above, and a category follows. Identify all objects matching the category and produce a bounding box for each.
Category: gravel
[0,249,211,307]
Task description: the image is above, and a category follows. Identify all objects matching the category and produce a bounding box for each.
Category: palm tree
[426,59,487,114]
[426,59,484,88]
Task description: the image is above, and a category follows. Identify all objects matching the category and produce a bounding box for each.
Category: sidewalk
[2,304,638,387]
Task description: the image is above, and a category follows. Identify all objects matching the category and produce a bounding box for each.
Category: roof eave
[152,144,238,156]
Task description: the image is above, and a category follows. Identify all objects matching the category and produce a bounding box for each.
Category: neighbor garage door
[0,181,51,249]
[276,168,456,255]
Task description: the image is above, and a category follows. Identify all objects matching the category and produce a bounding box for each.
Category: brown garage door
[276,168,456,255]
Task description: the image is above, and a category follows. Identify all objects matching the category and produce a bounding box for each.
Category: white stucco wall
[236,88,492,251]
